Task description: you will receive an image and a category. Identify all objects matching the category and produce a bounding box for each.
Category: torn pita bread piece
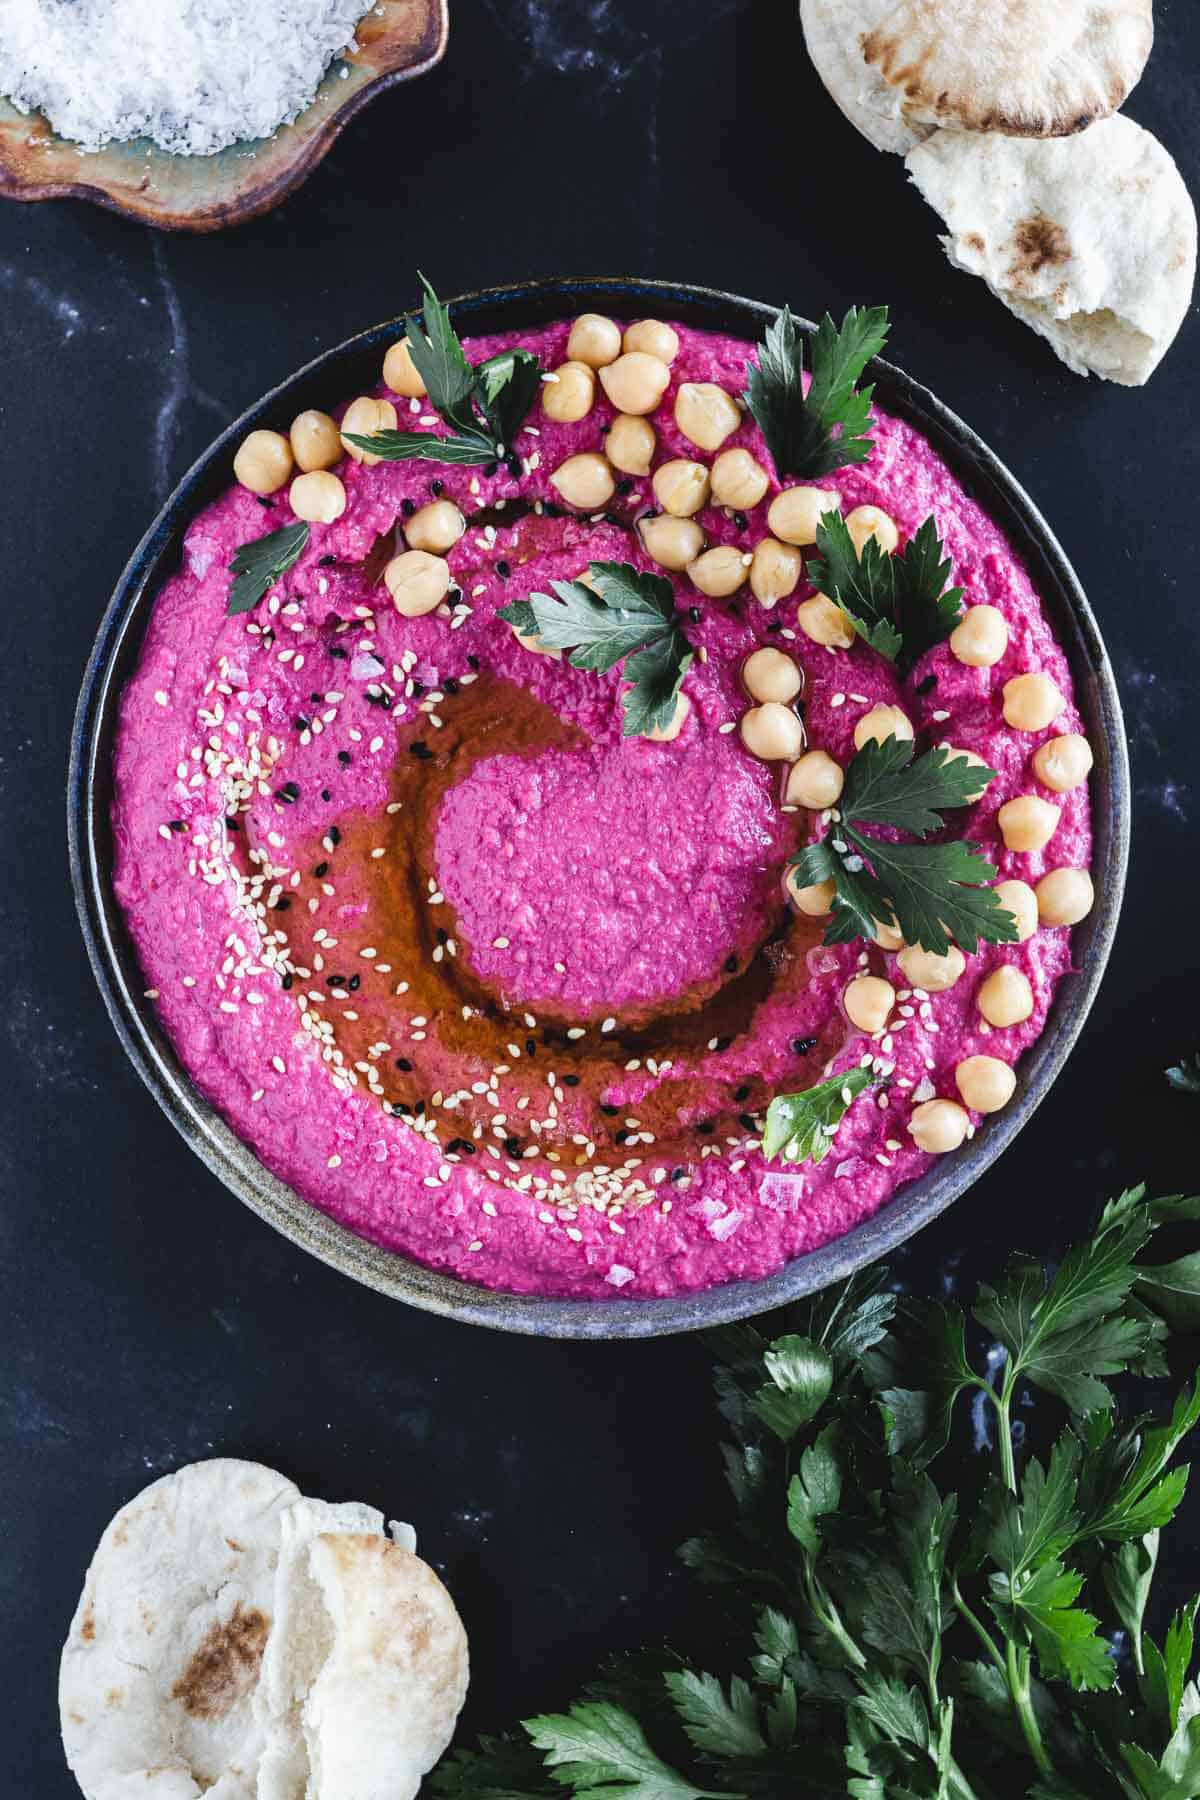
[907,115,1197,386]
[60,1459,468,1800]
[863,0,1154,139]
[799,0,932,155]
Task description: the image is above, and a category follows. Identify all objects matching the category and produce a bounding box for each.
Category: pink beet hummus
[111,318,1092,1300]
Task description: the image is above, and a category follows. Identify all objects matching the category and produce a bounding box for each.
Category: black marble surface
[2,0,1198,1787]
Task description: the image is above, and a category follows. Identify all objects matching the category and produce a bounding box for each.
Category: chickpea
[955,1056,1016,1113]
[710,447,769,511]
[797,594,855,649]
[1035,869,1094,927]
[993,879,1039,943]
[289,409,342,473]
[1003,672,1066,733]
[939,745,992,803]
[786,871,835,916]
[785,751,844,810]
[646,690,691,742]
[854,704,914,751]
[844,975,895,1036]
[289,470,346,524]
[768,485,840,546]
[674,382,742,452]
[873,917,905,952]
[740,703,806,762]
[897,944,966,993]
[606,413,656,475]
[652,459,711,518]
[550,452,616,511]
[340,396,397,466]
[640,513,704,570]
[750,537,803,607]
[541,361,596,424]
[977,964,1034,1028]
[405,499,465,555]
[846,505,899,558]
[567,313,622,367]
[513,626,563,661]
[998,795,1060,854]
[743,647,802,706]
[234,429,293,495]
[384,550,451,617]
[623,319,679,363]
[598,352,671,415]
[1033,733,1093,794]
[909,1099,970,1153]
[382,337,426,398]
[688,545,748,598]
[951,604,1008,668]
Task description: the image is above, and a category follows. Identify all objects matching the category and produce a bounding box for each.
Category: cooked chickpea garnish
[606,413,656,475]
[639,514,704,570]
[742,647,802,705]
[951,604,1008,668]
[938,745,992,803]
[740,703,805,762]
[749,538,803,606]
[854,704,913,750]
[382,338,426,397]
[512,626,563,661]
[646,690,691,742]
[873,918,905,952]
[1032,733,1093,793]
[785,751,844,810]
[786,871,835,916]
[998,795,1060,854]
[289,409,342,473]
[797,594,855,649]
[688,546,747,597]
[289,471,346,524]
[846,505,899,557]
[384,551,451,617]
[993,879,1039,943]
[1002,672,1066,733]
[955,1056,1016,1113]
[896,944,966,992]
[1035,868,1094,927]
[909,1099,969,1153]
[541,361,596,424]
[598,352,671,415]
[844,975,895,1035]
[768,485,840,546]
[623,319,679,363]
[710,447,769,511]
[977,965,1034,1028]
[550,452,616,511]
[340,396,397,466]
[234,429,293,495]
[674,382,742,452]
[405,499,465,555]
[567,313,622,368]
[652,459,710,518]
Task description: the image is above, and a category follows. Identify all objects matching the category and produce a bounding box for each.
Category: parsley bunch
[745,304,890,482]
[433,1186,1200,1800]
[809,513,964,676]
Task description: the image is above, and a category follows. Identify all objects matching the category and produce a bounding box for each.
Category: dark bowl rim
[67,274,1130,1339]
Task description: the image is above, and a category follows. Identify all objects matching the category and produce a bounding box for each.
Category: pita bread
[907,115,1197,386]
[863,0,1153,138]
[799,0,932,155]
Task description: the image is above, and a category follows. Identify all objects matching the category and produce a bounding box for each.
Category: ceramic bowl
[68,277,1129,1337]
[0,0,447,231]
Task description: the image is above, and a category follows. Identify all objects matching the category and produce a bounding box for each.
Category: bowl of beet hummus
[69,277,1129,1337]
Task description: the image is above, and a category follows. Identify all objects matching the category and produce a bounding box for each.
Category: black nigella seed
[466,654,480,671]
[337,750,352,766]
[395,1057,413,1071]
[460,1142,476,1155]
[272,897,291,912]
[444,677,460,695]
[715,1036,733,1052]
[733,510,748,531]
[614,1130,629,1145]
[415,1100,425,1117]
[256,495,272,508]
[484,461,498,477]
[411,680,425,697]
[616,477,634,496]
[280,973,293,990]
[916,673,938,695]
[314,861,328,878]
[724,955,738,974]
[562,1074,580,1087]
[330,645,347,659]
[446,1138,466,1154]
[328,974,346,987]
[311,692,322,704]
[738,1112,758,1132]
[295,715,311,732]
[169,819,186,832]
[329,826,340,846]
[792,1035,817,1056]
[224,816,240,832]
[496,560,511,580]
[318,553,337,566]
[284,781,300,798]
[276,787,295,805]
[436,927,448,945]
[526,1037,537,1057]
[766,617,783,633]
[348,974,360,992]
[401,498,416,517]
[670,1168,685,1183]
[321,789,331,802]
[600,1103,620,1117]
[696,1119,715,1135]
[544,502,562,519]
[735,1085,751,1103]
[410,742,434,760]
[504,1136,522,1157]
[688,606,702,623]
[431,479,444,496]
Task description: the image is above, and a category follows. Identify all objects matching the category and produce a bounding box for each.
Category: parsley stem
[951,1579,1005,1677]
[803,1563,867,1671]
[1006,1638,1053,1779]
[995,1365,1019,1496]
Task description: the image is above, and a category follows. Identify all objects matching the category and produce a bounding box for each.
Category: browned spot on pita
[80,1605,96,1642]
[105,1688,124,1709]
[226,1537,245,1553]
[66,1710,85,1727]
[1012,216,1072,277]
[170,1604,270,1720]
[965,232,986,254]
[112,1521,129,1548]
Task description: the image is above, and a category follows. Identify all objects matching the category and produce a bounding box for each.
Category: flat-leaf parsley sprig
[791,733,1018,956]
[808,511,965,675]
[745,304,890,482]
[762,1067,877,1168]
[499,562,694,740]
[344,273,541,470]
[226,520,309,616]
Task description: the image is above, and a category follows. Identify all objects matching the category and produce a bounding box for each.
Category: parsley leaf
[498,562,693,740]
[524,1704,722,1800]
[664,1672,765,1758]
[745,305,890,481]
[752,1337,834,1441]
[808,513,964,674]
[791,735,1016,955]
[762,1066,876,1166]
[226,520,309,616]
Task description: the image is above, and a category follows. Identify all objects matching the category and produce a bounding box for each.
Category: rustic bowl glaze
[0,0,448,232]
[68,277,1130,1336]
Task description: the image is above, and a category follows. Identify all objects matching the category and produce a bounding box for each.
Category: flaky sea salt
[0,0,374,155]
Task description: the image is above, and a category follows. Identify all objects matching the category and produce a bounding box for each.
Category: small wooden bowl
[0,0,448,232]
